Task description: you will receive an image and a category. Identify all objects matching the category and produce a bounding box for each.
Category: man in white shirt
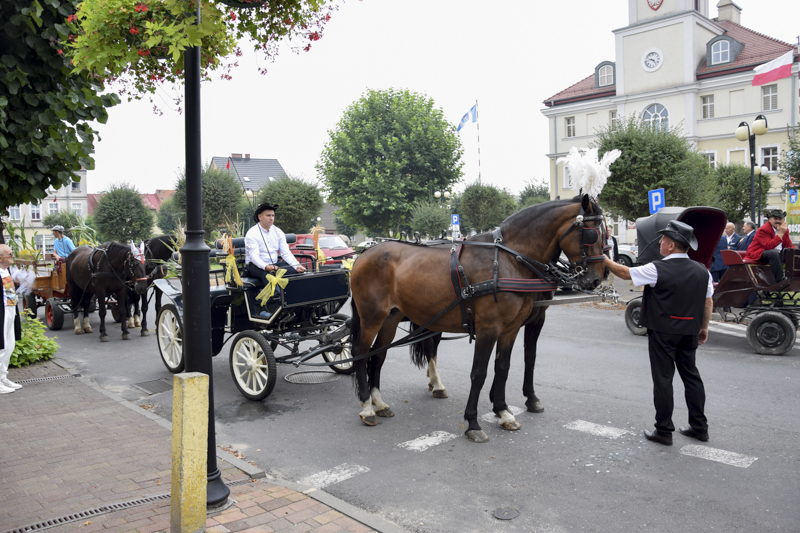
[245,202,307,285]
[0,244,22,394]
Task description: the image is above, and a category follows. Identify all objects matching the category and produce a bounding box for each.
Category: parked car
[354,240,378,252]
[617,244,638,267]
[289,234,356,267]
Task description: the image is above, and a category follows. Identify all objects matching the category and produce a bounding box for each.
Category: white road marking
[480,405,525,423]
[708,322,747,338]
[300,463,370,489]
[564,420,631,439]
[680,445,758,468]
[398,431,458,452]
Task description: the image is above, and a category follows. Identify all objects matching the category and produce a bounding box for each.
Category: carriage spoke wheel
[321,314,354,374]
[156,304,184,373]
[45,298,64,331]
[746,311,796,356]
[230,330,277,401]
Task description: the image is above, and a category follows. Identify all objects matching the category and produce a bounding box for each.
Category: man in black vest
[604,220,713,446]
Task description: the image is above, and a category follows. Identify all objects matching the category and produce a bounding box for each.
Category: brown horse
[66,242,149,342]
[348,194,606,442]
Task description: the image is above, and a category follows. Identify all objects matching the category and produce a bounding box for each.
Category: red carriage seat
[721,249,763,266]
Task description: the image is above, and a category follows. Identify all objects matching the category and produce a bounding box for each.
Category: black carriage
[624,206,800,355]
[153,235,354,401]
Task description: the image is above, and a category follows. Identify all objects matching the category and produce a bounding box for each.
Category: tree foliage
[334,215,358,238]
[711,163,770,223]
[591,115,714,220]
[255,175,324,234]
[93,183,154,242]
[409,199,451,239]
[156,196,182,235]
[780,126,800,190]
[518,179,550,208]
[173,163,246,238]
[0,0,119,214]
[318,88,463,236]
[459,181,517,233]
[42,211,82,237]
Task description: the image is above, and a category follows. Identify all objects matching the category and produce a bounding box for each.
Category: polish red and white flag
[752,50,795,86]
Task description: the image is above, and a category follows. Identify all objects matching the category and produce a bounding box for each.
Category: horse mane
[100,241,133,263]
[146,234,177,261]
[500,195,602,232]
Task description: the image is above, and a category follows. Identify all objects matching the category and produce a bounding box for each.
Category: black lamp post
[735,114,769,224]
[181,0,230,509]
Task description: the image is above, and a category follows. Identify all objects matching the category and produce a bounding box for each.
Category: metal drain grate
[284,371,341,384]
[17,374,80,384]
[133,379,173,395]
[2,494,169,533]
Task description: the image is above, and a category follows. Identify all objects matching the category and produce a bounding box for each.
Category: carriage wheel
[87,295,97,314]
[156,304,184,373]
[111,306,122,323]
[230,331,277,401]
[746,311,796,356]
[321,314,355,374]
[45,298,64,331]
[24,294,38,318]
[624,299,647,336]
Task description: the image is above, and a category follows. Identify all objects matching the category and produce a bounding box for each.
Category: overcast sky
[87,0,799,196]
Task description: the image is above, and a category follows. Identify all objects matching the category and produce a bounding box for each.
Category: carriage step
[133,379,173,395]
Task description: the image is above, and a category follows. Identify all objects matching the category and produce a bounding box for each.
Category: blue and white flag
[457,104,477,132]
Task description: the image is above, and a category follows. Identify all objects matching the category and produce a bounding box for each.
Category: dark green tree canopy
[42,211,82,238]
[318,88,463,236]
[780,126,800,191]
[156,196,182,235]
[173,163,247,238]
[93,183,154,243]
[459,181,517,233]
[255,176,324,234]
[409,199,451,239]
[518,179,550,208]
[592,115,713,220]
[712,163,770,223]
[0,0,119,214]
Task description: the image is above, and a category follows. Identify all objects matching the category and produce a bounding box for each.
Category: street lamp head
[761,165,770,175]
[735,122,751,142]
[443,191,451,199]
[753,115,769,136]
[754,165,761,176]
[434,191,441,199]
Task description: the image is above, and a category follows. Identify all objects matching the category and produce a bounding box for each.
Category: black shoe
[679,426,709,442]
[643,429,672,446]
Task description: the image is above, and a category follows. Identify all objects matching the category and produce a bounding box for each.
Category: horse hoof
[428,383,433,391]
[122,334,132,340]
[501,420,521,431]
[100,336,110,342]
[466,430,489,443]
[141,330,150,337]
[74,330,83,335]
[432,389,449,399]
[526,399,544,413]
[83,327,92,333]
[360,415,377,426]
[375,407,394,418]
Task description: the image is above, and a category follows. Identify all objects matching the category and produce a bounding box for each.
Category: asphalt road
[35,297,800,533]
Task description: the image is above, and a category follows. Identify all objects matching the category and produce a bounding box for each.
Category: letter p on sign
[648,188,665,214]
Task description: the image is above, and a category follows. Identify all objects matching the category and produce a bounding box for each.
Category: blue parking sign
[452,214,460,226]
[648,189,665,214]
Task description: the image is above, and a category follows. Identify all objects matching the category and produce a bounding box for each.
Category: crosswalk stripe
[398,431,458,452]
[564,420,631,439]
[300,463,370,489]
[480,405,525,423]
[680,445,757,468]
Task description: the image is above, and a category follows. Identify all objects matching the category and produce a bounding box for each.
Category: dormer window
[712,41,729,65]
[594,61,616,89]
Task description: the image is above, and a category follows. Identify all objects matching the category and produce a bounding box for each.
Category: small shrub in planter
[10,311,59,368]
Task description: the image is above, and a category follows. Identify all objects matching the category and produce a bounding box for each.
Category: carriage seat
[721,249,763,266]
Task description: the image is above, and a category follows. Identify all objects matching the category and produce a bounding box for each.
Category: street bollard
[171,372,209,533]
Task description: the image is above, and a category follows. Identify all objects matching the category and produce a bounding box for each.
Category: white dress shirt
[244,223,300,270]
[629,253,714,297]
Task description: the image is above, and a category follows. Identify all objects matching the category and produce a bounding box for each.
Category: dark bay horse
[66,242,149,342]
[348,194,606,442]
[127,235,176,335]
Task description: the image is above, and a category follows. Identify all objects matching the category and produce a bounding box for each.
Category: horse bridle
[555,204,607,279]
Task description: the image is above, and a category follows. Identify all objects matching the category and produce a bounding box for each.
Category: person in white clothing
[245,202,307,284]
[0,244,22,394]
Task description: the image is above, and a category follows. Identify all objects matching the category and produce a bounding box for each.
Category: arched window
[599,65,614,87]
[712,41,730,65]
[643,104,669,130]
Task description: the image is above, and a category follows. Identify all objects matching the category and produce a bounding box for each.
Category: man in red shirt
[744,209,795,283]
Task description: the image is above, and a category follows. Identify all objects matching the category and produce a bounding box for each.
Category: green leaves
[94,183,155,242]
[11,312,59,368]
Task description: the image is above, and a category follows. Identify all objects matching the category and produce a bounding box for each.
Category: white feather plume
[11,267,36,296]
[556,147,621,199]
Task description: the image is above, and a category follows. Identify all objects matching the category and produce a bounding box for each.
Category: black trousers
[246,261,297,287]
[647,329,708,433]
[759,248,786,283]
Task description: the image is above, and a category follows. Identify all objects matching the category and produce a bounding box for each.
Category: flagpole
[475,99,481,182]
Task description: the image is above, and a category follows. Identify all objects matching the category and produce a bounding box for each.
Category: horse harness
[85,247,147,290]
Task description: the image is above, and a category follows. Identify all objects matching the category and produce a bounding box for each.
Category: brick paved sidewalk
[0,361,398,533]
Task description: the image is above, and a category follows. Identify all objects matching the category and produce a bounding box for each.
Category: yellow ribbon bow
[341,258,354,271]
[220,235,242,287]
[256,268,288,306]
[310,223,326,271]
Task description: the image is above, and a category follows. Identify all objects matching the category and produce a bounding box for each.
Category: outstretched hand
[698,328,709,345]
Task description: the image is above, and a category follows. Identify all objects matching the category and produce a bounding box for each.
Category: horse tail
[409,322,439,368]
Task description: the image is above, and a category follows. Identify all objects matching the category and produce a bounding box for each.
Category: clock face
[641,48,664,72]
